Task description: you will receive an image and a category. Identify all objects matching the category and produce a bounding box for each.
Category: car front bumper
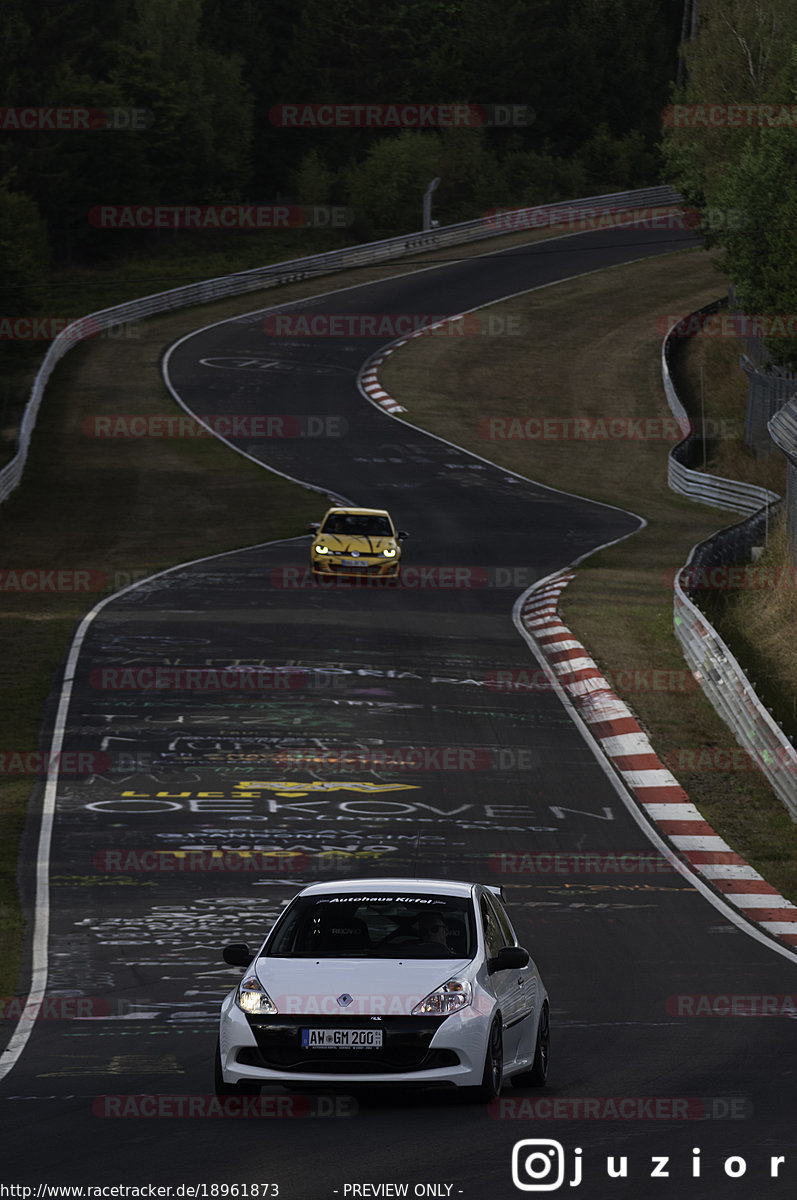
[218,994,490,1088]
[311,557,400,579]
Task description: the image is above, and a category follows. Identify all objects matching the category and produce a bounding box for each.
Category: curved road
[2,224,796,1200]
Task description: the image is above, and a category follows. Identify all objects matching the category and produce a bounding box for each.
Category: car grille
[243,1015,455,1074]
[328,562,385,574]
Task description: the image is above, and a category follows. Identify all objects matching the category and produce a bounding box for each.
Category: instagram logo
[512,1140,581,1191]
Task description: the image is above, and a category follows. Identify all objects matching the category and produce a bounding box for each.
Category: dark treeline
[663,0,797,366]
[0,0,683,302]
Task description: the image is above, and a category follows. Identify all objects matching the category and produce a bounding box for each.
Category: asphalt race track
[3,224,796,1199]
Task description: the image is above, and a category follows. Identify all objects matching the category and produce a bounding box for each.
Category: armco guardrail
[0,185,679,506]
[662,302,780,514]
[664,306,797,821]
[769,398,797,561]
[674,552,797,821]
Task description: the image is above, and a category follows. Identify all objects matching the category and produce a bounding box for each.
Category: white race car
[215,877,549,1102]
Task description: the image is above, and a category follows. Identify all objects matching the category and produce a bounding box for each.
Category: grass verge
[380,246,797,906]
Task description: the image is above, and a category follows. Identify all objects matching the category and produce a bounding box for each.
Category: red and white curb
[521,570,797,950]
[360,361,407,414]
[359,313,467,415]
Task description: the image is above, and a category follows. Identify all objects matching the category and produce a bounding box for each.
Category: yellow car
[309,507,407,582]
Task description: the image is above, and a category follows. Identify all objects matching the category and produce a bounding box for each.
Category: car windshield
[321,514,393,537]
[265,893,476,959]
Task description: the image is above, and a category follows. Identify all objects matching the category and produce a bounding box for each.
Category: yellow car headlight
[382,547,397,558]
[314,544,330,555]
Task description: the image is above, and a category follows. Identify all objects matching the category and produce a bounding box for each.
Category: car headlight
[236,974,278,1015]
[412,978,472,1016]
[382,547,397,557]
[314,544,330,555]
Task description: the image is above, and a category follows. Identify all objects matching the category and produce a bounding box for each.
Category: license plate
[341,558,367,566]
[301,1028,383,1049]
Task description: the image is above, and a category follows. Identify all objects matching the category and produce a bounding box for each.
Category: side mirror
[397,530,409,540]
[223,943,253,967]
[306,522,321,533]
[488,945,529,974]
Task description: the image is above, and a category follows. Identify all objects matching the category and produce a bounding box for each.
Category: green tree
[295,149,336,205]
[344,131,446,238]
[663,0,797,205]
[715,103,797,364]
[0,175,50,319]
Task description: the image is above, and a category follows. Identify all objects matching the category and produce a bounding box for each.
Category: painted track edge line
[511,570,797,966]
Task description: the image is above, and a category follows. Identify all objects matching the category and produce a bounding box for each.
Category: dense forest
[1,0,683,297]
[663,0,797,366]
[3,0,796,368]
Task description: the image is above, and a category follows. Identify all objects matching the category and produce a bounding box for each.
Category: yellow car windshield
[322,515,392,537]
